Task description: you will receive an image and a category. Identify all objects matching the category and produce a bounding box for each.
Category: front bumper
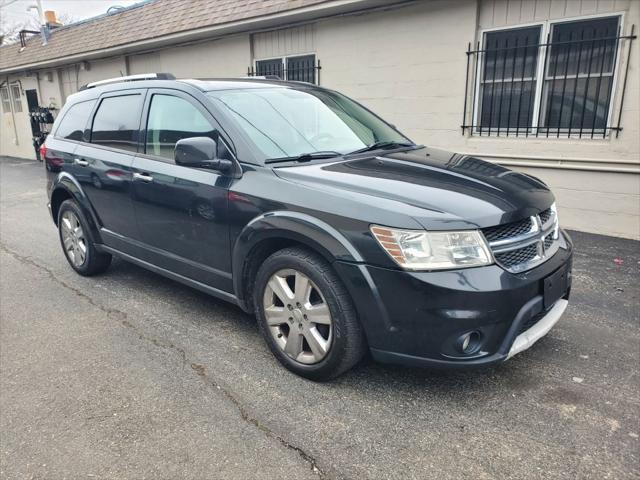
[369,297,569,368]
[507,298,568,359]
[334,230,573,368]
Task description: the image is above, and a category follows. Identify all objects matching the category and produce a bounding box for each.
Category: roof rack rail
[81,73,175,90]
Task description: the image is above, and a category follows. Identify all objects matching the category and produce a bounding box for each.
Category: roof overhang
[1,0,413,74]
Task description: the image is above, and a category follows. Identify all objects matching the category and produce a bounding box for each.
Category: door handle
[133,172,153,182]
[74,158,89,166]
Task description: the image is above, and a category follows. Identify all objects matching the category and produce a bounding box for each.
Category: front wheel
[254,247,366,381]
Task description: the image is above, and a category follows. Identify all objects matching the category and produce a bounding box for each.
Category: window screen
[56,100,97,141]
[91,95,143,152]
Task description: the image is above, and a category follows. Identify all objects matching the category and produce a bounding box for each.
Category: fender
[50,172,103,244]
[232,211,364,310]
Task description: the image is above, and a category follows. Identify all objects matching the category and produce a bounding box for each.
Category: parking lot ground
[1,156,639,479]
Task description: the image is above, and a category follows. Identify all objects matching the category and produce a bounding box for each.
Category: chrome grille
[539,208,553,225]
[483,217,533,242]
[494,243,538,269]
[482,206,560,273]
[544,234,554,249]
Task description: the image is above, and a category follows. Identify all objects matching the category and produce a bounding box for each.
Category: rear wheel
[58,199,111,276]
[254,247,366,381]
[90,173,102,189]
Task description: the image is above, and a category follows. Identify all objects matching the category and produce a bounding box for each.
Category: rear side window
[55,100,96,141]
[91,94,143,152]
[145,94,217,160]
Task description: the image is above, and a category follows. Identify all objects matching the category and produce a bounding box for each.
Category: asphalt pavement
[1,156,638,479]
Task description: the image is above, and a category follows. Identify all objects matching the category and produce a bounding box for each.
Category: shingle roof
[0,0,329,72]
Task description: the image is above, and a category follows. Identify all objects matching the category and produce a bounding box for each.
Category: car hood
[272,146,555,229]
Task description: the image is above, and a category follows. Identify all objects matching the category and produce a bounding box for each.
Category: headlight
[370,225,493,270]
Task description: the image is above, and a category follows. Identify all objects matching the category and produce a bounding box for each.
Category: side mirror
[174,136,233,174]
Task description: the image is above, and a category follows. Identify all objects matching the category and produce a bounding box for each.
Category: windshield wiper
[265,151,342,164]
[346,141,416,156]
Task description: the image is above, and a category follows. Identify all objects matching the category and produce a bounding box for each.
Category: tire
[254,247,367,381]
[57,199,112,276]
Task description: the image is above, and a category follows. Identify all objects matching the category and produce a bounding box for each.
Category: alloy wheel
[60,210,87,267]
[262,269,333,364]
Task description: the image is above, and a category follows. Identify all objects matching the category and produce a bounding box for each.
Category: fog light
[458,331,481,354]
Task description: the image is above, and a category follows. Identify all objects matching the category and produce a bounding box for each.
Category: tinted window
[146,94,217,160]
[91,95,143,152]
[56,100,96,141]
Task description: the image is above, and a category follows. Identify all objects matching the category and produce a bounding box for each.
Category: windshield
[207,87,411,160]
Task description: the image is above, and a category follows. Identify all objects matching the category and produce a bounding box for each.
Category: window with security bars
[479,26,540,134]
[251,55,320,84]
[540,17,618,133]
[255,58,284,79]
[462,16,636,138]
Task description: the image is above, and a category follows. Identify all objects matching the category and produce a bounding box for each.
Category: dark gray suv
[44,73,572,380]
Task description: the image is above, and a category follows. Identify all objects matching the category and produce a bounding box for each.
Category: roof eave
[0,0,411,74]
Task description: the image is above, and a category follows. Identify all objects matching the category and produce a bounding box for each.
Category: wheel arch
[50,173,102,243]
[232,211,363,312]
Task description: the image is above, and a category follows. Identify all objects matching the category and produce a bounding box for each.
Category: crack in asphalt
[0,243,326,479]
[188,362,324,477]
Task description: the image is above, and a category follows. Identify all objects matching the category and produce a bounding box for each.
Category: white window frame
[0,86,11,113]
[472,11,626,138]
[9,83,23,113]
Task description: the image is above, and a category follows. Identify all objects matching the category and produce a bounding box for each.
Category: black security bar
[461,23,636,139]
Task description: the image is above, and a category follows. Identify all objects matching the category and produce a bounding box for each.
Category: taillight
[105,169,126,179]
[42,144,63,166]
[228,191,251,203]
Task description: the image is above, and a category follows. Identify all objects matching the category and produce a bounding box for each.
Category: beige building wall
[469,1,639,240]
[1,0,638,238]
[1,58,129,158]
[253,24,316,60]
[1,35,250,159]
[315,0,476,145]
[58,57,128,101]
[1,74,39,159]
[38,70,64,110]
[128,34,251,77]
[309,0,639,239]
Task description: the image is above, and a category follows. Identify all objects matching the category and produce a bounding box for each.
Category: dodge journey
[44,73,572,380]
